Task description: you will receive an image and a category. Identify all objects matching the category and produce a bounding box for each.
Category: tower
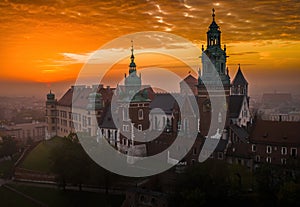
[46,90,57,138]
[231,64,248,97]
[117,41,150,155]
[124,40,142,95]
[198,9,231,136]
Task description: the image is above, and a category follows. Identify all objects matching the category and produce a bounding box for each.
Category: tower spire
[131,40,135,62]
[129,40,136,74]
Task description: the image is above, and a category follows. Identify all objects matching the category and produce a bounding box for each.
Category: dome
[47,91,55,100]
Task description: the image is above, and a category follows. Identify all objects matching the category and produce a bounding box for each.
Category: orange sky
[0,0,299,97]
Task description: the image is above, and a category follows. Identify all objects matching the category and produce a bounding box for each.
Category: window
[218,152,224,160]
[123,125,129,132]
[138,109,143,120]
[266,157,272,163]
[255,155,260,162]
[193,147,197,155]
[281,158,286,165]
[123,108,129,121]
[281,147,287,155]
[266,146,272,154]
[252,144,256,152]
[191,159,196,165]
[138,124,142,131]
[291,148,297,157]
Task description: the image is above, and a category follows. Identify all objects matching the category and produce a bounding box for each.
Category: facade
[227,120,300,169]
[45,85,114,138]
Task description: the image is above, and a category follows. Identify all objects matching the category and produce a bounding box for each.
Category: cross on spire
[212,8,215,21]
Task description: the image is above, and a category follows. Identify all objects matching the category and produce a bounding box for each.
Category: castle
[46,9,299,169]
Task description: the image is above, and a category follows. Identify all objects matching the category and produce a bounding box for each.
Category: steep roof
[57,87,73,107]
[150,94,177,115]
[229,95,244,118]
[232,66,248,86]
[250,120,300,145]
[57,86,114,109]
[230,125,249,142]
[180,74,197,84]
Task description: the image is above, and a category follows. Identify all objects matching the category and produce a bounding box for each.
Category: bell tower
[198,9,231,136]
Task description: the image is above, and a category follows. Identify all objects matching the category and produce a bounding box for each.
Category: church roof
[232,66,248,86]
[180,74,197,84]
[229,95,244,118]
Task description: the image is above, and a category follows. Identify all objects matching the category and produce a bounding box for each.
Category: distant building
[261,92,292,107]
[0,121,46,146]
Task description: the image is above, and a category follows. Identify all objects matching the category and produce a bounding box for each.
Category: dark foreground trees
[169,160,300,207]
[50,134,118,191]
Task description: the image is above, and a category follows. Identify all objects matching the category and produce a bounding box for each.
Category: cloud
[229,51,259,56]
[1,0,299,44]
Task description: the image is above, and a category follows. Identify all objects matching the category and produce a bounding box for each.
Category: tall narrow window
[138,109,143,120]
[123,107,129,121]
[281,147,287,155]
[221,63,224,74]
[291,148,297,157]
[266,146,272,154]
[138,124,142,131]
[252,144,256,152]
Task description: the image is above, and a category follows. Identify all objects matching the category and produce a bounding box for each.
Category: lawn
[0,186,38,207]
[8,183,125,207]
[0,153,22,178]
[20,137,64,173]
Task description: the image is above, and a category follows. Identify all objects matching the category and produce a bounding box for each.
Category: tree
[50,137,90,191]
[0,136,17,158]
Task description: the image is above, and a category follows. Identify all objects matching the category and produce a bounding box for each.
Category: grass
[0,186,38,207]
[0,153,22,178]
[0,159,14,178]
[20,137,64,173]
[8,183,125,207]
